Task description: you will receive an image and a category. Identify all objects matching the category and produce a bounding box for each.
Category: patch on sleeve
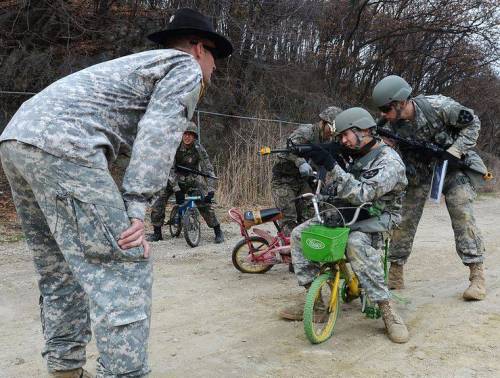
[361,169,380,179]
[457,109,474,125]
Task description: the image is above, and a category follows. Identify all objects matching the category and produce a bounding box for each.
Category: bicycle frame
[177,196,202,217]
[228,207,291,267]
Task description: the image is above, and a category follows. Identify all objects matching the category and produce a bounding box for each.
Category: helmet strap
[349,129,376,155]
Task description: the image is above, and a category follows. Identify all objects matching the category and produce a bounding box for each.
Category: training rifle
[259,139,343,160]
[175,164,218,180]
[376,118,493,180]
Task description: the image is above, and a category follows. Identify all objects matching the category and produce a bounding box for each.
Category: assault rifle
[260,139,344,160]
[175,164,218,180]
[376,118,493,179]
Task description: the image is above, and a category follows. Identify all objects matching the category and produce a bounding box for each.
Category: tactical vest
[348,143,403,216]
[175,144,200,171]
[408,96,487,187]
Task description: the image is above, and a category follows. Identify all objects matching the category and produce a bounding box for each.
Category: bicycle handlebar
[295,172,372,226]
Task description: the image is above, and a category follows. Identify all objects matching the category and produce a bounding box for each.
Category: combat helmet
[335,107,376,134]
[372,75,412,107]
[319,106,343,124]
[184,122,199,139]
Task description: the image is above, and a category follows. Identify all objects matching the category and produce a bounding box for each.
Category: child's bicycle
[298,169,390,344]
[228,207,292,273]
[168,190,204,248]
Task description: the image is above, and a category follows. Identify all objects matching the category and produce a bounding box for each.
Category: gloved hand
[298,162,314,177]
[174,191,185,205]
[204,191,215,204]
[307,147,336,170]
[446,145,461,159]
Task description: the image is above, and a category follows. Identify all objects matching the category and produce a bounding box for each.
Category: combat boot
[378,300,409,343]
[147,225,163,242]
[388,263,405,290]
[214,224,224,244]
[49,368,93,378]
[463,263,486,301]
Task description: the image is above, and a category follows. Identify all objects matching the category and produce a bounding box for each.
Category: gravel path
[1,196,499,377]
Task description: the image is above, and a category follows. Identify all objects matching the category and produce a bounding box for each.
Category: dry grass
[214,120,293,208]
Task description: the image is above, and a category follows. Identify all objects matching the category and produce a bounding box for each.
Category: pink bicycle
[228,207,292,273]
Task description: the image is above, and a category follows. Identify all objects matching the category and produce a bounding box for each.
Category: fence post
[197,110,201,142]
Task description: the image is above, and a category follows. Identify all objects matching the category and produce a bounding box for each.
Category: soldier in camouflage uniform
[372,75,487,300]
[0,8,232,377]
[271,106,342,236]
[149,122,223,243]
[279,108,409,343]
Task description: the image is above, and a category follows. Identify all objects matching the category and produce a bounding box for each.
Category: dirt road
[1,196,499,377]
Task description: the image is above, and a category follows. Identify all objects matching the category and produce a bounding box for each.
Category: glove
[174,191,185,205]
[307,147,336,170]
[446,145,461,159]
[298,162,314,177]
[204,191,215,204]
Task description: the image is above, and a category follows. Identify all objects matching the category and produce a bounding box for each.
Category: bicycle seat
[243,207,283,228]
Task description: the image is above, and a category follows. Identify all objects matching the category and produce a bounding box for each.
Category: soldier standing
[279,108,409,343]
[271,106,342,235]
[149,122,223,243]
[372,75,487,300]
[0,8,232,377]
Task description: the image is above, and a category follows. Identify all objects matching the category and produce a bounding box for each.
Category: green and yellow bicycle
[298,172,389,344]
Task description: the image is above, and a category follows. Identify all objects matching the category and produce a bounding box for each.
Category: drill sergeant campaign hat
[147,8,233,59]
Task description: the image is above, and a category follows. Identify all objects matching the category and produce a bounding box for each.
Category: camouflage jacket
[273,122,323,177]
[329,141,407,216]
[0,49,203,220]
[170,141,216,192]
[384,95,485,185]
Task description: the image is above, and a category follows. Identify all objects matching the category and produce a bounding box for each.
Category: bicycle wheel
[231,236,273,274]
[168,205,182,237]
[303,272,341,344]
[183,208,201,247]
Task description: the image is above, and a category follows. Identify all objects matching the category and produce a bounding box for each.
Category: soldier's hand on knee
[118,218,150,258]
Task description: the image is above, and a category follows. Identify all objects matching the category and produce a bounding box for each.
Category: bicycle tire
[183,208,201,247]
[303,272,341,344]
[168,205,182,237]
[231,236,273,274]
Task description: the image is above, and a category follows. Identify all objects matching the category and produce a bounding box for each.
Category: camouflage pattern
[0,49,203,221]
[319,106,343,125]
[390,169,485,265]
[271,122,326,234]
[0,48,203,375]
[150,140,219,228]
[291,141,407,302]
[292,219,389,302]
[386,95,485,265]
[1,141,152,375]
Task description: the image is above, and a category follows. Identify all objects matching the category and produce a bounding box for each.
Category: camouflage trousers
[271,174,313,235]
[150,180,219,228]
[291,218,390,302]
[390,169,485,265]
[0,141,152,377]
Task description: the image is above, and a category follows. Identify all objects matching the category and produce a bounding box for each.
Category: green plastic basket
[301,225,350,262]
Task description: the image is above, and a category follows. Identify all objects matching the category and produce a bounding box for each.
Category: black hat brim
[147,29,233,59]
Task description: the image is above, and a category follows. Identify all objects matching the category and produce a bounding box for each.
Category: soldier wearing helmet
[271,106,342,236]
[279,107,409,344]
[373,75,487,301]
[149,122,223,243]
